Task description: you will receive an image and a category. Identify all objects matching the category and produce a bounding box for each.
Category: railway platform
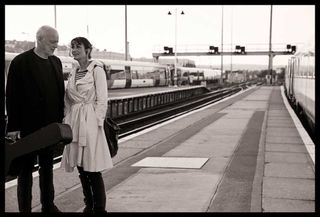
[4,85,315,212]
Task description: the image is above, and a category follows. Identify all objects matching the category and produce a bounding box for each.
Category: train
[5,52,221,89]
[172,66,221,86]
[284,50,315,136]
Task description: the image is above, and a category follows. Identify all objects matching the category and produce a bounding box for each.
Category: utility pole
[230,7,233,75]
[174,8,178,86]
[54,5,57,28]
[220,6,224,85]
[125,5,128,61]
[268,5,273,85]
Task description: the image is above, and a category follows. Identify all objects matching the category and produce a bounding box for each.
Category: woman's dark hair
[71,37,93,59]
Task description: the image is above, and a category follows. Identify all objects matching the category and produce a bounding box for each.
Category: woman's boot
[89,172,107,213]
[78,169,93,213]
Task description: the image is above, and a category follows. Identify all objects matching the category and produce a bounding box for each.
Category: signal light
[235,45,245,54]
[164,46,173,54]
[286,44,296,54]
[209,46,219,54]
[240,46,246,54]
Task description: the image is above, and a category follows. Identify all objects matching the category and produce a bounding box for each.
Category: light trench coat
[61,60,113,172]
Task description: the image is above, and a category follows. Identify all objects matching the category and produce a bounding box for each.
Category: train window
[294,58,300,77]
[110,70,125,79]
[131,70,138,79]
[145,67,156,79]
[109,65,126,79]
[131,66,146,79]
[159,68,166,79]
[151,68,160,79]
[183,71,189,77]
[311,57,315,77]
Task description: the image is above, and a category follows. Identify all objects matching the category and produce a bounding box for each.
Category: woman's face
[71,42,88,61]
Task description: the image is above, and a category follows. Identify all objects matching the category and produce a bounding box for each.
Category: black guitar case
[5,123,73,177]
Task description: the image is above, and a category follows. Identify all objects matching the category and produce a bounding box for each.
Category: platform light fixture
[168,8,185,86]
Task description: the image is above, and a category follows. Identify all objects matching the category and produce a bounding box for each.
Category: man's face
[39,30,59,56]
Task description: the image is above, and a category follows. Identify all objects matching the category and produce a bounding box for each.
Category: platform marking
[280,86,315,165]
[131,157,209,169]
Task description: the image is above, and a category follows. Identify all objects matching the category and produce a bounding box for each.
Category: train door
[154,68,160,86]
[170,68,175,85]
[125,66,131,88]
[288,58,294,98]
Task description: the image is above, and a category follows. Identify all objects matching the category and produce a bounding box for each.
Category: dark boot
[38,149,61,213]
[17,154,36,212]
[79,173,94,213]
[88,172,107,213]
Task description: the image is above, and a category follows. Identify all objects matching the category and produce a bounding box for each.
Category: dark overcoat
[6,48,65,137]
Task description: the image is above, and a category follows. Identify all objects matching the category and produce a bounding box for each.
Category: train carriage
[5,52,171,89]
[284,50,315,133]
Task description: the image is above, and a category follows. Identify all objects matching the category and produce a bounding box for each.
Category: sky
[5,5,315,67]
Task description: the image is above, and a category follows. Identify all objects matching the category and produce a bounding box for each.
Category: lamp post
[54,5,57,28]
[168,8,184,86]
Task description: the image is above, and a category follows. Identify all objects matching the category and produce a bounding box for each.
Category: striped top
[75,69,88,81]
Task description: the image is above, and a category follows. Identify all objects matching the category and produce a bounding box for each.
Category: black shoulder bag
[93,64,120,158]
[104,117,120,158]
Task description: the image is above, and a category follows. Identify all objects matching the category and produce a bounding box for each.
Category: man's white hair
[36,25,58,41]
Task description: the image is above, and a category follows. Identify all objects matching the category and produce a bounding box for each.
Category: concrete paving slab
[267,115,292,119]
[201,157,230,174]
[131,157,209,169]
[266,135,303,144]
[128,129,177,142]
[265,143,307,153]
[266,129,301,137]
[106,168,220,212]
[112,147,145,164]
[267,122,297,128]
[263,177,315,200]
[268,114,290,118]
[164,142,237,158]
[262,197,314,212]
[227,101,268,110]
[265,152,311,164]
[120,139,156,149]
[264,162,314,179]
[267,119,294,125]
[205,120,249,130]
[223,113,254,119]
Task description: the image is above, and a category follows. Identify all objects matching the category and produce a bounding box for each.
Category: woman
[61,37,113,213]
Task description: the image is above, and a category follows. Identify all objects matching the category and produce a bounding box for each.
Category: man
[6,25,65,212]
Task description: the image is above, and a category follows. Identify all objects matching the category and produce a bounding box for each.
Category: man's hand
[6,131,21,142]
